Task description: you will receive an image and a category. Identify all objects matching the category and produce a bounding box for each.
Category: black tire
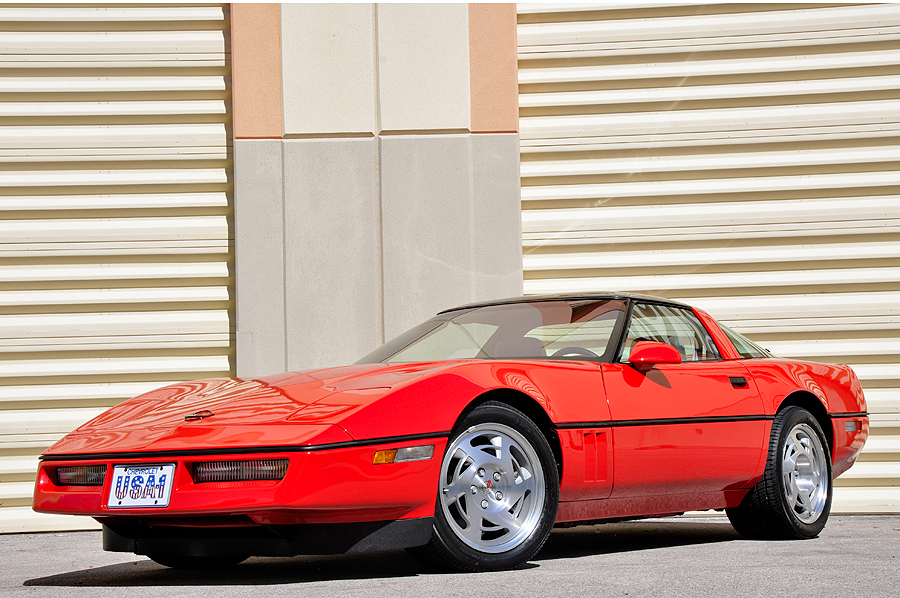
[727,406,832,539]
[412,401,559,572]
[147,554,248,569]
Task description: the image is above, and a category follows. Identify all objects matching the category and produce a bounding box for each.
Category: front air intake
[191,458,288,483]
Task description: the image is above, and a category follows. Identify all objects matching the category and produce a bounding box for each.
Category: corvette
[33,293,868,571]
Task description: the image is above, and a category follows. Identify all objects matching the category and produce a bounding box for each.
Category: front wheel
[413,401,559,571]
[727,406,832,539]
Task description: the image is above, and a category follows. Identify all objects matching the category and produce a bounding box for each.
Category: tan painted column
[232,4,287,376]
[231,3,283,139]
[469,3,519,133]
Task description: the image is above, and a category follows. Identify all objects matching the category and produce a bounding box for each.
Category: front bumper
[33,437,447,529]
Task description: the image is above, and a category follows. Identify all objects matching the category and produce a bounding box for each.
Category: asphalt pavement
[1,515,897,598]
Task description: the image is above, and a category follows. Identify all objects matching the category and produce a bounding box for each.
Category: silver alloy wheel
[440,422,546,554]
[781,422,829,523]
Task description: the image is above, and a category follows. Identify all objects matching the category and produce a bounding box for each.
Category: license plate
[107,464,175,508]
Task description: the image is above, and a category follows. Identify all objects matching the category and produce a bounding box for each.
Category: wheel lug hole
[478,468,485,477]
[495,491,503,500]
[481,499,488,509]
[492,472,501,482]
[470,485,477,495]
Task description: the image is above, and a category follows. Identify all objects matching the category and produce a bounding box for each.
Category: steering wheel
[551,347,599,359]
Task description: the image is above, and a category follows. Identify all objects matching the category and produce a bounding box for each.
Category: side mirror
[628,341,682,369]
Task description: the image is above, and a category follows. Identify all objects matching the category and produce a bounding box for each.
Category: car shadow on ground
[24,550,422,587]
[538,519,741,561]
[24,519,741,587]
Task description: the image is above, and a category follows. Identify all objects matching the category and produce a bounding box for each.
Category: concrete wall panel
[283,138,382,369]
[377,4,471,132]
[380,135,473,339]
[281,4,376,135]
[234,139,286,377]
[472,133,524,299]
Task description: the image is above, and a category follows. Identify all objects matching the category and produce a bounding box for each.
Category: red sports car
[33,294,868,572]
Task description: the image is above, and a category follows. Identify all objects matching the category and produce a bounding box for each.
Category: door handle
[729,376,748,388]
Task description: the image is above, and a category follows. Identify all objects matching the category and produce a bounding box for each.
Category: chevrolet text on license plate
[107,464,175,508]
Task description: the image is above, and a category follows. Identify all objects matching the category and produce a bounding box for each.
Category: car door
[604,302,767,499]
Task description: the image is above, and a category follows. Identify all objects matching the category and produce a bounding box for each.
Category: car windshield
[358,299,627,364]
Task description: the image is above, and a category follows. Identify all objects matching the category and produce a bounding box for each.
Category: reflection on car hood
[43,361,460,456]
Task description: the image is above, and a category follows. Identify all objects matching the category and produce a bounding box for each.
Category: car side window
[720,323,771,359]
[621,303,722,363]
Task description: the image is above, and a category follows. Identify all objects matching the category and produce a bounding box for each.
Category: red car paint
[33,294,868,556]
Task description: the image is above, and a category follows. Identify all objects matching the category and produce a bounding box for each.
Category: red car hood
[44,362,457,456]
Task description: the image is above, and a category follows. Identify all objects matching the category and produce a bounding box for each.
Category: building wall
[517,3,900,512]
[0,3,233,533]
[232,3,522,376]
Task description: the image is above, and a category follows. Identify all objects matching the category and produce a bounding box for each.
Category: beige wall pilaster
[232,3,522,375]
[231,3,283,139]
[469,4,519,133]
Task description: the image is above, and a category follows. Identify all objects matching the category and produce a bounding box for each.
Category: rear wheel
[727,406,832,539]
[413,401,559,571]
[147,554,248,569]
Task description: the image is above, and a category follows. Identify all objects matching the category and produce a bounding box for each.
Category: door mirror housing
[628,341,682,369]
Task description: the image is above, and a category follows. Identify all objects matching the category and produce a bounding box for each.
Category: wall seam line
[277,4,287,142]
[280,140,289,371]
[373,3,385,345]
[469,135,477,304]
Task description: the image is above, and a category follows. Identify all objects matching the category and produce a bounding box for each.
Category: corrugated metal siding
[518,3,900,513]
[0,4,233,532]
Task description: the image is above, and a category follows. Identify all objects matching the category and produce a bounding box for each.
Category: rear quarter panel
[740,359,868,477]
[741,359,866,416]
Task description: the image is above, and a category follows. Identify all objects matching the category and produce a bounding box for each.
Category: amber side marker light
[373,445,434,464]
[192,458,289,483]
[56,465,107,486]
